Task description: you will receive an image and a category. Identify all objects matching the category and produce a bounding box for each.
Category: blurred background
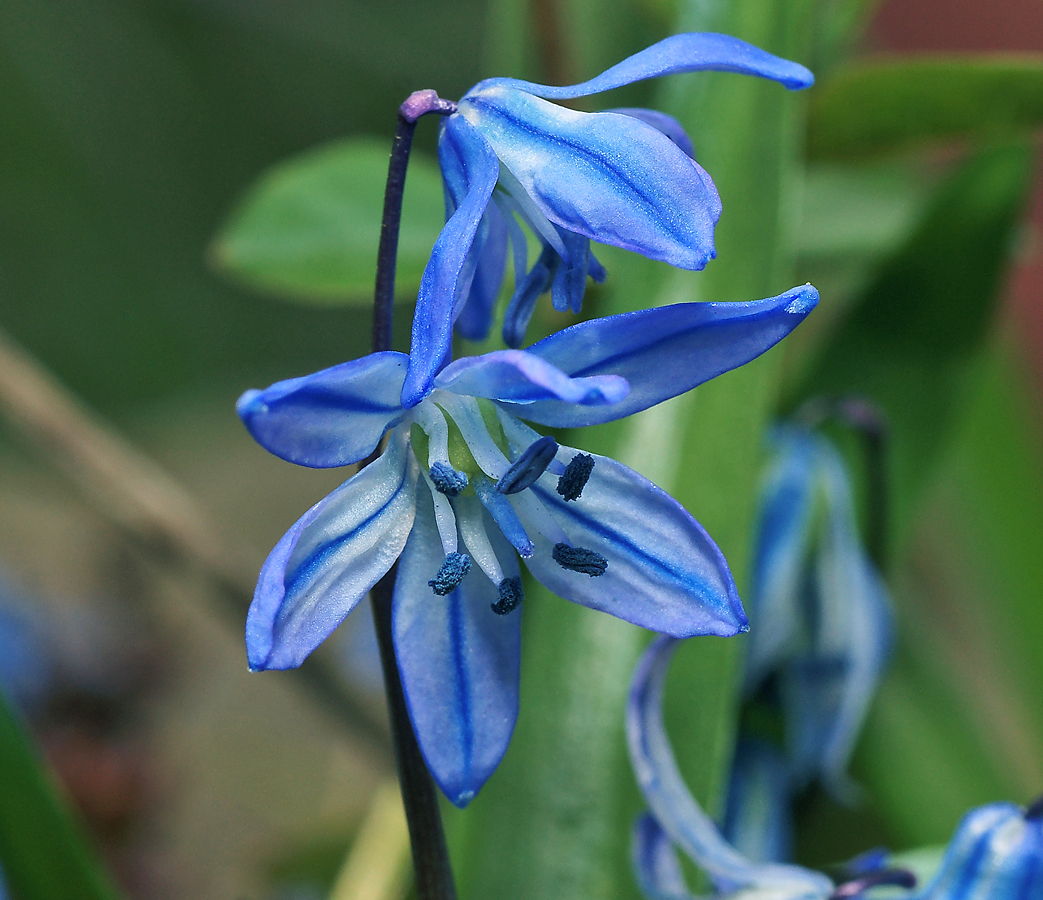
[1,0,1042,898]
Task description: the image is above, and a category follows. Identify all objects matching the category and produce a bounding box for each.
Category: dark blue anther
[556,453,595,501]
[428,552,471,595]
[552,543,607,576]
[496,436,559,494]
[829,869,916,900]
[1026,795,1043,821]
[430,462,468,497]
[491,577,523,615]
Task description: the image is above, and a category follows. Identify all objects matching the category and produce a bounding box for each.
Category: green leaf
[0,692,124,900]
[790,142,1034,544]
[808,57,1043,160]
[210,137,444,305]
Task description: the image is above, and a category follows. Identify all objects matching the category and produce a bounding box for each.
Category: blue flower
[404,32,815,407]
[238,285,817,806]
[744,427,893,795]
[907,800,1043,900]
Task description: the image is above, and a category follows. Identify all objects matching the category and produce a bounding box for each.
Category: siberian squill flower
[907,799,1043,900]
[238,285,817,806]
[628,635,922,900]
[404,32,814,407]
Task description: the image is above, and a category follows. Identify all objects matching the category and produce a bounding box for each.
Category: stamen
[475,478,534,558]
[430,461,468,497]
[556,453,595,501]
[420,470,459,554]
[456,496,505,584]
[496,436,559,494]
[496,410,565,475]
[413,401,451,470]
[429,552,472,595]
[491,577,523,615]
[509,490,570,546]
[553,543,608,577]
[502,247,554,348]
[1026,795,1043,821]
[828,869,916,899]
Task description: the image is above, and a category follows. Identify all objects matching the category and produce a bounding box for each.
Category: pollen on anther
[491,576,523,615]
[556,454,594,501]
[430,462,468,497]
[552,542,607,576]
[429,552,472,595]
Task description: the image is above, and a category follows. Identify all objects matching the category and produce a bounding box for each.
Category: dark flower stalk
[369,90,459,900]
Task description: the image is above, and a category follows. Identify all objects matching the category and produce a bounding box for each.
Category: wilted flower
[404,32,814,406]
[627,635,918,900]
[239,285,817,805]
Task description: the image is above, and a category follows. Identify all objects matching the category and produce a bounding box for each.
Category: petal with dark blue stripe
[502,285,818,428]
[523,448,745,637]
[246,429,418,671]
[435,349,629,407]
[458,90,721,270]
[404,116,499,408]
[394,483,521,807]
[632,813,694,900]
[471,32,814,100]
[237,351,408,468]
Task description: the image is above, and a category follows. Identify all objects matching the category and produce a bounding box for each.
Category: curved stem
[369,91,459,900]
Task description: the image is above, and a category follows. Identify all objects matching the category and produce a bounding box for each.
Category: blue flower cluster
[239,33,819,806]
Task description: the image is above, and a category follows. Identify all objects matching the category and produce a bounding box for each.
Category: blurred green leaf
[808,57,1043,160]
[791,142,1034,544]
[796,164,931,260]
[0,693,124,900]
[210,138,444,304]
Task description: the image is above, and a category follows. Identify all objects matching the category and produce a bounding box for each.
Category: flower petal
[404,115,499,408]
[246,428,418,670]
[237,352,408,468]
[609,108,696,159]
[742,429,819,692]
[459,91,721,269]
[472,33,814,99]
[393,483,521,807]
[632,813,694,900]
[501,285,818,428]
[435,349,629,407]
[627,636,834,897]
[722,739,795,867]
[455,203,509,342]
[523,447,745,637]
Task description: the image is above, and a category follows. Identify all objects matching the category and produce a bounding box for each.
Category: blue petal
[503,244,555,348]
[404,115,499,408]
[502,285,818,428]
[237,352,408,468]
[916,803,1042,900]
[524,446,746,637]
[246,429,418,671]
[471,33,814,99]
[784,437,894,801]
[627,636,834,897]
[455,203,509,342]
[722,739,794,867]
[609,108,696,159]
[393,483,521,807]
[742,428,819,692]
[459,91,721,269]
[435,349,630,407]
[632,813,694,900]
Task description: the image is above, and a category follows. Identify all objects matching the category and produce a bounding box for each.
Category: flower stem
[369,90,459,900]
